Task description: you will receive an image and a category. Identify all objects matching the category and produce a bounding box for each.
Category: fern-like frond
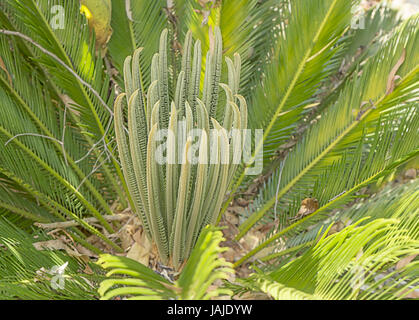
[249,0,355,161]
[0,37,125,252]
[264,175,419,265]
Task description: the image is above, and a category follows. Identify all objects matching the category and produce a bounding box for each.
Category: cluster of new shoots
[115,28,247,269]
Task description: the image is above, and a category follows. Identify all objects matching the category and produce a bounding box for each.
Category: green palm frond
[222,0,357,217]
[316,3,401,115]
[262,175,419,265]
[238,211,419,300]
[1,0,128,202]
[236,105,418,264]
[0,218,101,300]
[4,0,110,139]
[97,226,233,300]
[0,36,123,253]
[237,15,419,241]
[249,0,355,161]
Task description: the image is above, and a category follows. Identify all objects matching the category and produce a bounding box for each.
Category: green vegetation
[0,0,417,300]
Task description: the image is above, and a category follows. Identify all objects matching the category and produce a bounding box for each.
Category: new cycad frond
[115,28,247,269]
[97,226,234,300]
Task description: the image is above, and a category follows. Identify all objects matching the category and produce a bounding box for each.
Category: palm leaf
[221,0,357,217]
[236,105,418,264]
[262,170,419,265]
[1,0,129,202]
[244,204,419,300]
[237,16,419,240]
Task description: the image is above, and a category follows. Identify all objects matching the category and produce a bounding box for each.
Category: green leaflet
[188,39,202,115]
[128,90,150,234]
[146,124,169,262]
[158,29,170,129]
[115,29,247,269]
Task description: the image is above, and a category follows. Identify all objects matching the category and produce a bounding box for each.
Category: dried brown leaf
[396,254,417,271]
[0,56,12,85]
[385,49,406,96]
[33,239,83,258]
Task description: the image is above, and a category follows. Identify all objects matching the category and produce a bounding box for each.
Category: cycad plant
[0,0,418,300]
[114,28,247,268]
